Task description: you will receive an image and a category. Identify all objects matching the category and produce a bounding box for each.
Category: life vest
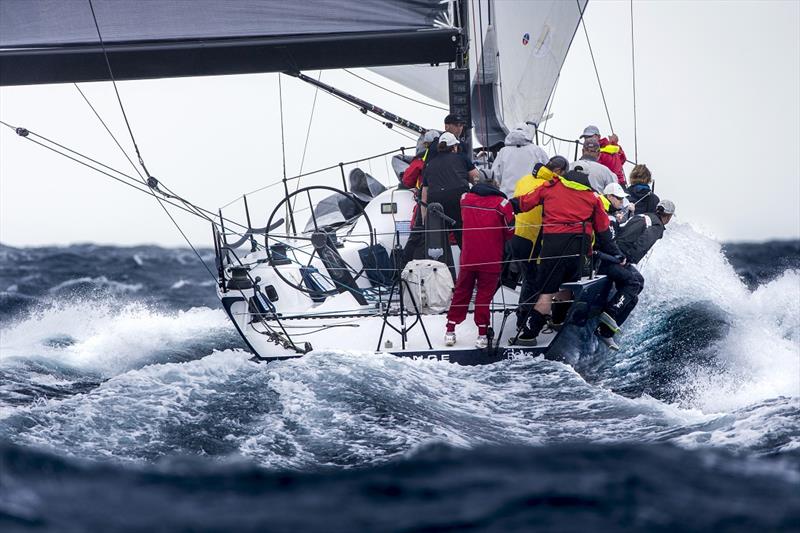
[599,144,620,155]
[512,165,555,247]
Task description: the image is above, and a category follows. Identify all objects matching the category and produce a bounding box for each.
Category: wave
[0,439,797,532]
[47,276,143,295]
[580,223,800,413]
[2,349,796,468]
[0,231,797,470]
[0,299,242,413]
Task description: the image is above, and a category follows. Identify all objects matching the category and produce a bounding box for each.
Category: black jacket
[628,184,660,215]
[615,213,665,264]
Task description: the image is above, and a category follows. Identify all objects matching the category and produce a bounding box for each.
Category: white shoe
[475,335,488,349]
[444,331,456,346]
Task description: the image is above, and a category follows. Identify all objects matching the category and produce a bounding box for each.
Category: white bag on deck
[400,260,454,314]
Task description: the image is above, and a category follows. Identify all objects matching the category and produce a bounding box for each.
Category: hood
[503,129,531,147]
[470,181,507,199]
[629,183,652,198]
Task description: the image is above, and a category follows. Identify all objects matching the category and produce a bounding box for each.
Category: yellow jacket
[513,165,555,246]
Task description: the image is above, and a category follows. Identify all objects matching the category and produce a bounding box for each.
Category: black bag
[358,244,395,287]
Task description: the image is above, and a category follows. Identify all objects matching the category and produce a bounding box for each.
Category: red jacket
[402,157,425,190]
[598,138,627,185]
[518,172,610,236]
[459,183,514,272]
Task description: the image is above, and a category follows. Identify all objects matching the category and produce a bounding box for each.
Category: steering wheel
[264,185,376,296]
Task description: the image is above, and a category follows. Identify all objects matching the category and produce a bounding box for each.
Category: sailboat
[1,0,610,365]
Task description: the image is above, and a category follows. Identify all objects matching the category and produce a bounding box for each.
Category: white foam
[0,300,231,376]
[47,276,143,294]
[634,223,800,411]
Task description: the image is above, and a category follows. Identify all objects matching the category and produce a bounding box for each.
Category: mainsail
[370,0,588,147]
[0,0,458,85]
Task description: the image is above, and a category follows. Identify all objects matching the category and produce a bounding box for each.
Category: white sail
[369,0,588,143]
[493,0,588,126]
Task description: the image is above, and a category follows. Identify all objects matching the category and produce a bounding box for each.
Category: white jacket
[570,158,617,195]
[492,129,549,198]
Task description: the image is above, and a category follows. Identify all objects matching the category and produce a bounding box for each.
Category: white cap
[603,182,629,198]
[438,131,459,147]
[423,129,440,144]
[657,199,676,215]
[581,125,600,138]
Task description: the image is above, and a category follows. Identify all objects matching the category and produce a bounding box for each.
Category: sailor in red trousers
[445,175,514,349]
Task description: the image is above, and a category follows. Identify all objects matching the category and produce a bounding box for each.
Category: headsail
[0,0,458,86]
[369,0,589,147]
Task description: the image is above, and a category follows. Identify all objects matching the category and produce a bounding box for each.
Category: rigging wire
[278,73,289,185]
[297,71,321,179]
[73,83,213,224]
[86,0,151,183]
[342,69,449,112]
[290,71,322,213]
[0,121,221,226]
[577,0,614,134]
[86,0,215,280]
[73,83,145,183]
[630,0,639,161]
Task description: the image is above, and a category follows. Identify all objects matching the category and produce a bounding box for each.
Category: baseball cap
[657,199,676,215]
[423,129,440,144]
[438,131,459,147]
[603,182,629,199]
[583,138,600,150]
[581,125,600,138]
[444,114,466,125]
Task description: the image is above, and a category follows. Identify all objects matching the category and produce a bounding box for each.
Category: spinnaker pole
[285,71,426,134]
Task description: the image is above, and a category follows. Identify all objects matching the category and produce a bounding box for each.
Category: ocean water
[0,228,798,531]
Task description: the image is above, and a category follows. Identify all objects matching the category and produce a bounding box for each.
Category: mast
[451,0,472,155]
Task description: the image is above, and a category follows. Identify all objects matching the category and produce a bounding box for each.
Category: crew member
[445,177,514,349]
[571,138,617,194]
[426,114,468,161]
[421,132,479,248]
[492,123,549,198]
[599,134,628,186]
[512,155,569,331]
[401,129,439,267]
[595,200,676,350]
[511,168,623,345]
[602,182,632,228]
[627,164,660,214]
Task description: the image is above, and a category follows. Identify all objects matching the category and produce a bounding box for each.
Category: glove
[509,197,522,214]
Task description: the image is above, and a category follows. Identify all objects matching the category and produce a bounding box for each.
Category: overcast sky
[1,0,798,247]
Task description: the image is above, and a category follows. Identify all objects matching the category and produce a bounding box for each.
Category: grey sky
[1,0,798,247]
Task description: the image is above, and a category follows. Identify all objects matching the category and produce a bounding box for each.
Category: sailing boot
[475,325,489,349]
[517,310,548,346]
[598,311,621,334]
[595,323,620,351]
[551,300,571,327]
[444,321,457,346]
